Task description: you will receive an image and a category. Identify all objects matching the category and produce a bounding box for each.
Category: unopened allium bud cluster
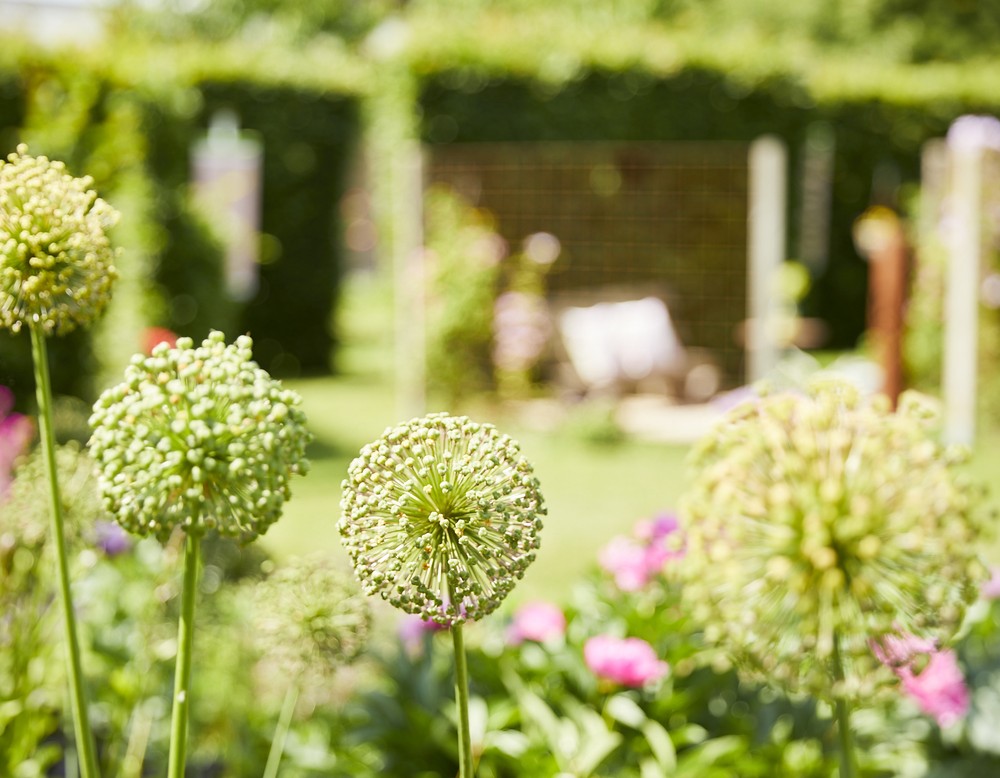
[89,331,311,543]
[252,555,371,681]
[679,378,990,698]
[339,413,544,625]
[0,145,118,335]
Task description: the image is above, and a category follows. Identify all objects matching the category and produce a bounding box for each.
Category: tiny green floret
[0,144,119,335]
[339,413,545,625]
[88,330,311,543]
[678,378,991,699]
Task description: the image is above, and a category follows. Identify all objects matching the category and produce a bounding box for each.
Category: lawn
[261,272,1000,607]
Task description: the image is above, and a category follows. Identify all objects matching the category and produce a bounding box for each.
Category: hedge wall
[0,47,361,413]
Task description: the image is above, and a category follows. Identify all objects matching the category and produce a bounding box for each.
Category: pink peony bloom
[507,601,566,645]
[0,386,34,500]
[599,536,652,591]
[871,631,938,668]
[899,650,970,728]
[584,634,668,688]
[873,631,970,727]
[981,567,1000,600]
[599,513,684,591]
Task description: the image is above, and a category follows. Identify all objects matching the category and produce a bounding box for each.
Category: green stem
[262,683,300,778]
[832,632,857,778]
[451,622,474,778]
[30,324,99,778]
[167,533,201,778]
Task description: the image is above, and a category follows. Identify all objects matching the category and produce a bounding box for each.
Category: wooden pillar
[854,207,909,408]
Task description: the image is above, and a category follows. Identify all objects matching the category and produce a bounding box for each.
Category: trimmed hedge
[0,45,361,412]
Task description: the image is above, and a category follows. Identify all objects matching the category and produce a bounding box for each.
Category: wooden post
[854,207,909,408]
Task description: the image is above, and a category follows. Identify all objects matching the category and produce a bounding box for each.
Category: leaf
[674,735,746,777]
[483,729,531,758]
[606,694,647,729]
[565,699,624,775]
[468,695,489,748]
[642,719,677,772]
[641,756,666,778]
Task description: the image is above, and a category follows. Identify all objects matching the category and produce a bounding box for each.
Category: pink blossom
[584,634,668,688]
[981,567,1000,600]
[599,513,683,591]
[873,631,970,727]
[899,650,970,728]
[0,386,34,500]
[398,613,448,652]
[871,632,938,668]
[599,536,652,591]
[507,601,566,645]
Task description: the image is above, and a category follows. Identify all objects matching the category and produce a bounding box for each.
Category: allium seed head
[0,145,119,335]
[678,378,991,698]
[338,413,544,625]
[251,555,371,681]
[88,331,311,543]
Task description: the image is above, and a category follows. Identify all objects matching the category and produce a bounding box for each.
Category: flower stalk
[167,533,201,778]
[833,631,857,778]
[89,331,311,776]
[452,621,474,778]
[262,683,300,778]
[31,323,99,778]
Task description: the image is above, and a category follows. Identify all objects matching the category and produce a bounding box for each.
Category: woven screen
[426,142,751,386]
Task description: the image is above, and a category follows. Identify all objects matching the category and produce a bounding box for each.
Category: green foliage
[423,185,504,404]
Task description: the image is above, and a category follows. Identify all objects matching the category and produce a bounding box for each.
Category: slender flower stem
[31,324,99,778]
[452,622,474,778]
[263,683,300,778]
[167,533,201,778]
[832,632,857,778]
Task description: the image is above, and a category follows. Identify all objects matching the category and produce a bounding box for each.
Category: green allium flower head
[678,378,991,698]
[0,144,119,335]
[88,331,311,543]
[339,412,545,625]
[251,555,371,680]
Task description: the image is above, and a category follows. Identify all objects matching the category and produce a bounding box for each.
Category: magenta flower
[584,635,668,688]
[0,386,34,499]
[599,513,683,591]
[507,601,566,645]
[899,650,970,727]
[873,631,970,727]
[871,632,938,669]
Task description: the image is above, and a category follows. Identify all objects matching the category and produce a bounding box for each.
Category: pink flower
[899,650,970,728]
[981,567,1000,600]
[507,601,566,645]
[0,386,34,500]
[873,631,970,727]
[398,613,448,653]
[599,536,652,591]
[871,631,938,668]
[599,513,684,591]
[584,635,668,688]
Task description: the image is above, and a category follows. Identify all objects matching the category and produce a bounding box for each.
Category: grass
[261,373,691,604]
[262,272,1000,610]
[260,272,690,604]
